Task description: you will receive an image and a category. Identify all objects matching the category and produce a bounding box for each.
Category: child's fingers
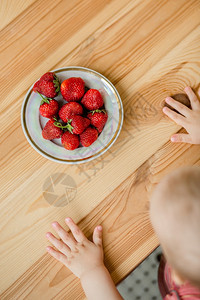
[46,232,71,255]
[163,106,186,126]
[65,218,86,243]
[46,246,68,265]
[184,86,200,111]
[165,97,191,117]
[171,133,192,144]
[51,222,77,250]
[93,226,103,247]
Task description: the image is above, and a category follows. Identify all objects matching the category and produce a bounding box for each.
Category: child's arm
[46,218,123,300]
[163,86,200,144]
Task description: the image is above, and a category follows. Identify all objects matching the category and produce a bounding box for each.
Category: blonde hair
[150,166,200,287]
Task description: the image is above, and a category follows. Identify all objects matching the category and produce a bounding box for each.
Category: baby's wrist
[80,264,107,283]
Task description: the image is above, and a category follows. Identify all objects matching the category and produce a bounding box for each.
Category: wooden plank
[0,0,36,30]
[0,0,133,105]
[2,131,200,299]
[1,0,200,298]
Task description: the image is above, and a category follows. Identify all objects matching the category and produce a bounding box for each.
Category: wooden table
[1,0,200,299]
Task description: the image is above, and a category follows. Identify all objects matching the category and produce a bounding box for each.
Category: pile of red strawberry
[33,72,108,150]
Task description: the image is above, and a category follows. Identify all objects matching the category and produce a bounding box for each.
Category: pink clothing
[158,256,200,299]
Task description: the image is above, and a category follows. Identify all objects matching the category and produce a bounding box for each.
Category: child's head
[150,166,200,287]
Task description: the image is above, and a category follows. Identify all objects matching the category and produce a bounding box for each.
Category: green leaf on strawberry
[53,119,73,133]
[53,74,60,93]
[89,109,107,115]
[37,91,53,105]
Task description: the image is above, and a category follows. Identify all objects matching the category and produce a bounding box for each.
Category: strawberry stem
[37,92,52,104]
[89,109,106,115]
[53,74,60,93]
[53,119,74,133]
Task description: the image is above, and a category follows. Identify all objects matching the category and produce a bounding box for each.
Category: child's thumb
[93,225,103,247]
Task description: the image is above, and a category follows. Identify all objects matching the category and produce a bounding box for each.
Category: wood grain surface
[1,0,200,299]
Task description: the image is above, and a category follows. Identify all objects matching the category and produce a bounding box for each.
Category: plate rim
[21,66,124,164]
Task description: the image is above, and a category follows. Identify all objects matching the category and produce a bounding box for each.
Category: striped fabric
[158,256,200,299]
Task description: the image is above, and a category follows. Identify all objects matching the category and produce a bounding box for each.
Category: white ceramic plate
[21,66,123,164]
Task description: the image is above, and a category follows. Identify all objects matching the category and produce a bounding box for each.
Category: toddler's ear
[171,268,186,286]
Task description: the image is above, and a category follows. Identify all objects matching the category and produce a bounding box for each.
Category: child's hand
[46,218,104,279]
[163,86,200,144]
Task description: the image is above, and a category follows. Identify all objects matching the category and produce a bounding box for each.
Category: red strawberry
[42,119,63,140]
[81,89,104,110]
[65,115,90,135]
[33,72,60,98]
[39,93,59,118]
[40,72,55,81]
[39,80,57,98]
[61,131,80,150]
[61,77,85,102]
[80,127,98,147]
[59,102,83,122]
[87,109,108,133]
[33,80,41,93]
